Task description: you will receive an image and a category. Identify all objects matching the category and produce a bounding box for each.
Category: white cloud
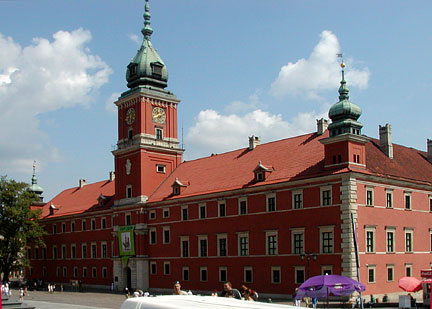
[0,29,112,176]
[224,89,263,114]
[128,34,141,45]
[270,30,369,100]
[106,92,121,113]
[185,108,327,160]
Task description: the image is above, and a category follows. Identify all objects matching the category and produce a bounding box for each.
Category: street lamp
[300,251,317,279]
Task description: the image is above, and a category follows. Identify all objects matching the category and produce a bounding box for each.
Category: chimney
[428,139,432,163]
[249,136,260,150]
[379,124,393,159]
[79,179,87,188]
[109,171,115,182]
[316,118,329,135]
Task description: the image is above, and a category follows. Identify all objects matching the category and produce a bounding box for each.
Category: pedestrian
[172,281,188,295]
[220,282,242,299]
[19,288,24,301]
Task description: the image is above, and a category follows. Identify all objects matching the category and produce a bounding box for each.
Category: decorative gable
[253,161,273,182]
[171,178,188,195]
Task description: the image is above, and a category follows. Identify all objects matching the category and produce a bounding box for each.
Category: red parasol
[398,277,423,292]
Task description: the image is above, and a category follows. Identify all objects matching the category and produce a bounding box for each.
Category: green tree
[0,176,45,282]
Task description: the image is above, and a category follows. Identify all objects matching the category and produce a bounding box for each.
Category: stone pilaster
[339,175,358,279]
[113,258,123,291]
[135,259,149,290]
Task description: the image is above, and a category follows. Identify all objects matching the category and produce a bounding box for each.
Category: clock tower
[112,0,183,206]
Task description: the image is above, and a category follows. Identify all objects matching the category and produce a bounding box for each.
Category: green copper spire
[126,0,168,89]
[29,161,44,199]
[142,0,153,40]
[328,62,363,137]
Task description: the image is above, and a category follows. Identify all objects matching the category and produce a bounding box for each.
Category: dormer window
[49,203,58,216]
[129,64,138,76]
[151,62,163,78]
[253,161,273,182]
[171,178,188,196]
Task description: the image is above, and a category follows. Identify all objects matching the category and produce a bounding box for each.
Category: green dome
[328,65,363,137]
[126,0,168,89]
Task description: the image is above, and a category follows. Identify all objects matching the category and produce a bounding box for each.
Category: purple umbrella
[295,275,365,300]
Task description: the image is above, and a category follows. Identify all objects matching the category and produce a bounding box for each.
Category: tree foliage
[0,176,46,282]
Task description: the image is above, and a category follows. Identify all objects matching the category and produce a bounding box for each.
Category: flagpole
[351,213,364,309]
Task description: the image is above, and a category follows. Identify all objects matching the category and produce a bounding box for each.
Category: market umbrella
[295,274,365,308]
[399,277,422,292]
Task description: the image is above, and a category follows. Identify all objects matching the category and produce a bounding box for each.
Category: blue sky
[1,0,431,201]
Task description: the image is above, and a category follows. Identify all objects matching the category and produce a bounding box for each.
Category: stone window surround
[291,228,305,254]
[292,190,303,209]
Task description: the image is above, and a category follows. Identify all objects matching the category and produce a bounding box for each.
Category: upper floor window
[156,164,166,173]
[405,229,413,253]
[404,193,411,210]
[386,229,395,253]
[149,228,157,245]
[101,218,107,229]
[149,210,156,220]
[163,208,170,218]
[198,236,208,257]
[239,198,247,215]
[266,231,278,255]
[181,206,188,221]
[292,230,304,254]
[365,227,376,253]
[321,186,332,206]
[293,191,303,209]
[91,219,96,230]
[53,224,57,234]
[386,190,393,208]
[218,202,226,217]
[366,188,374,206]
[368,265,376,283]
[217,234,227,257]
[126,185,132,199]
[199,204,206,219]
[180,237,189,258]
[163,227,170,244]
[238,233,249,256]
[271,266,281,284]
[320,226,334,254]
[125,213,131,226]
[267,193,276,212]
[71,221,75,232]
[82,220,86,231]
[62,223,66,233]
[155,128,163,140]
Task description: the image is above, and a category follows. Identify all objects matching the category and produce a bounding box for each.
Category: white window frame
[61,244,67,259]
[386,227,396,253]
[53,245,58,259]
[405,264,413,277]
[163,226,170,244]
[387,264,394,282]
[292,190,303,209]
[91,242,97,259]
[244,266,253,283]
[126,185,132,199]
[365,226,376,253]
[266,230,278,255]
[156,164,166,174]
[219,266,227,282]
[71,243,76,259]
[404,192,412,210]
[386,189,393,208]
[180,236,190,258]
[200,266,208,282]
[199,203,206,219]
[149,210,156,220]
[81,243,87,259]
[101,242,107,259]
[150,261,157,275]
[271,266,281,284]
[320,186,332,206]
[182,266,189,281]
[82,219,86,231]
[101,217,107,229]
[217,234,228,257]
[62,222,66,233]
[125,212,131,226]
[238,197,248,215]
[238,232,249,257]
[82,267,88,278]
[162,208,170,218]
[149,227,157,245]
[198,235,208,257]
[155,127,163,140]
[294,266,305,284]
[367,265,376,283]
[266,192,277,212]
[218,200,226,217]
[366,187,374,206]
[291,228,305,254]
[181,205,188,221]
[321,265,333,275]
[91,218,96,230]
[405,228,414,253]
[163,261,170,275]
[319,226,334,254]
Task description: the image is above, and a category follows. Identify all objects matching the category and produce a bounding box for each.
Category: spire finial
[338,59,349,101]
[142,0,153,40]
[32,160,37,185]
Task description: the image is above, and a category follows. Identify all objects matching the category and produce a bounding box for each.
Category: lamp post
[300,251,317,279]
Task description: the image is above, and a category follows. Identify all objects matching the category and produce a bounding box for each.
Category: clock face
[125,108,135,125]
[152,107,166,124]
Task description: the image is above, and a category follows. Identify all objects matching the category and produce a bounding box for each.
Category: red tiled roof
[39,179,115,219]
[148,132,432,202]
[148,132,329,202]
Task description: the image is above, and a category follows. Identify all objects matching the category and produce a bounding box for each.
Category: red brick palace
[27,0,432,299]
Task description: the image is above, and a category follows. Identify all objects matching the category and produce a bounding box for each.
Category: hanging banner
[118,225,135,256]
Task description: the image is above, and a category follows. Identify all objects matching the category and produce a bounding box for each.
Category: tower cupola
[29,161,44,202]
[126,0,168,89]
[328,63,363,137]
